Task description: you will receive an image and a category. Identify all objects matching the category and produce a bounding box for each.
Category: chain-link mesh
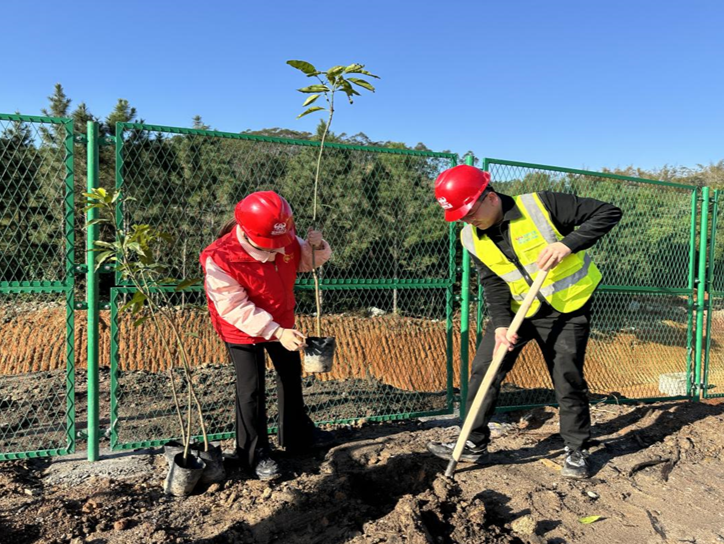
[0,114,75,459]
[108,124,457,449]
[469,160,697,408]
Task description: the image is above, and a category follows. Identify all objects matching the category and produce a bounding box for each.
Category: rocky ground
[2,398,724,544]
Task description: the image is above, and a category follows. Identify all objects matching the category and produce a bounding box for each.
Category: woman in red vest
[200,191,332,480]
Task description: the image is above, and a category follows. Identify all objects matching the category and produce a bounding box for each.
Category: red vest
[200,230,301,344]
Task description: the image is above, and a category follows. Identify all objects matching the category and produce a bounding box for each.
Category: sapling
[84,188,207,465]
[287,60,379,335]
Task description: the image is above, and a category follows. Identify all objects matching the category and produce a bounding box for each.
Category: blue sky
[1,0,722,171]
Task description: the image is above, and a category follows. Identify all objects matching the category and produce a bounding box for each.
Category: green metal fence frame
[4,110,721,461]
[703,189,720,398]
[103,122,459,452]
[458,158,699,418]
[108,286,236,451]
[0,113,76,460]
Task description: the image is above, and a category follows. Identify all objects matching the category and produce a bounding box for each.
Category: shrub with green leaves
[85,187,206,460]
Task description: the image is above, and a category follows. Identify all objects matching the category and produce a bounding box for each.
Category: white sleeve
[204,257,281,340]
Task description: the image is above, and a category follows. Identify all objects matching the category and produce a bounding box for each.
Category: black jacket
[470,191,622,329]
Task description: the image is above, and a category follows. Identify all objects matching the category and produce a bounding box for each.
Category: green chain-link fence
[0,113,76,459]
[107,123,459,450]
[458,159,699,416]
[2,110,722,460]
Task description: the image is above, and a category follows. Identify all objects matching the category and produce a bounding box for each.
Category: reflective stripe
[463,221,540,282]
[519,194,558,244]
[500,269,524,282]
[539,253,593,297]
[461,224,476,254]
[500,262,538,282]
[511,253,591,301]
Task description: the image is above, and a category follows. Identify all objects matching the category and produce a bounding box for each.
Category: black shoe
[285,428,337,454]
[253,449,281,481]
[222,448,245,469]
[561,447,590,479]
[426,439,488,464]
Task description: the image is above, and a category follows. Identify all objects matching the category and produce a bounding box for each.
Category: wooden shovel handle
[445,270,549,478]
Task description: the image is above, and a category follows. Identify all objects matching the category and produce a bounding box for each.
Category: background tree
[39,84,71,146]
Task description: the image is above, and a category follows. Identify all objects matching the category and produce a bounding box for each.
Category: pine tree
[104,99,137,136]
[39,84,71,146]
[192,115,210,130]
[72,102,95,134]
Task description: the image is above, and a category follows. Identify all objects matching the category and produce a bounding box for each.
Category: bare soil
[0,305,694,398]
[3,399,724,544]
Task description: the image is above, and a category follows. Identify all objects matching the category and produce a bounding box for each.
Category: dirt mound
[3,400,724,543]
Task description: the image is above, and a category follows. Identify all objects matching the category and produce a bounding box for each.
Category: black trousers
[226,341,314,468]
[467,300,593,451]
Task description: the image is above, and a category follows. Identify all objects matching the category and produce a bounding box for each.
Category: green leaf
[340,80,361,104]
[82,191,101,200]
[94,251,116,271]
[347,77,376,92]
[302,94,320,107]
[298,85,330,94]
[344,64,380,79]
[133,316,150,327]
[297,106,325,119]
[327,65,345,78]
[287,60,318,75]
[120,291,147,314]
[87,218,109,226]
[94,241,115,249]
[578,516,601,525]
[126,241,147,257]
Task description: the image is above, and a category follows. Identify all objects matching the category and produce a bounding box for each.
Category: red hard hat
[235,191,296,249]
[434,165,491,222]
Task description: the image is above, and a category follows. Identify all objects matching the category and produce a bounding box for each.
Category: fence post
[459,154,475,418]
[702,189,719,398]
[694,186,710,401]
[686,189,698,397]
[446,157,458,413]
[86,121,100,460]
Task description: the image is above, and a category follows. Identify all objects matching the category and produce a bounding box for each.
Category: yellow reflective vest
[461,193,601,317]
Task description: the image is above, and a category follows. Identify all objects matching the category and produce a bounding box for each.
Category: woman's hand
[275,327,306,351]
[307,228,324,250]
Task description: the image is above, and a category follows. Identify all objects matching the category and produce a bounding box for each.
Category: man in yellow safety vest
[428,165,622,479]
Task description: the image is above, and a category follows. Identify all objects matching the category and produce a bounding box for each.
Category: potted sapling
[85,188,224,495]
[287,59,379,372]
